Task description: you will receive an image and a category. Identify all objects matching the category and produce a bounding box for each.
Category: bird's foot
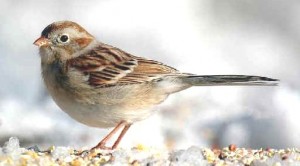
[91,143,113,151]
[75,145,112,157]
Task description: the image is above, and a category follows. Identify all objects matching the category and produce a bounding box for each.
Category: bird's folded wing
[67,44,180,87]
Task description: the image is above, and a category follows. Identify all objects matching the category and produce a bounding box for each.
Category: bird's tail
[181,75,279,86]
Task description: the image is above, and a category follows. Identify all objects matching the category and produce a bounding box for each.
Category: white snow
[1,137,26,160]
[51,147,72,162]
[170,146,208,166]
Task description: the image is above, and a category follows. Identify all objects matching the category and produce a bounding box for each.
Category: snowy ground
[1,137,300,166]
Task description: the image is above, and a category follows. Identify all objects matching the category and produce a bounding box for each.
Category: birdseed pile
[1,137,300,166]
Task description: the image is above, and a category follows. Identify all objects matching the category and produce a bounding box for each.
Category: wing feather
[67,44,180,87]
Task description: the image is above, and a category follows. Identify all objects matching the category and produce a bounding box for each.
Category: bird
[33,21,278,150]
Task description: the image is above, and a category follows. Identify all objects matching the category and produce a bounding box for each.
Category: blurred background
[0,0,299,150]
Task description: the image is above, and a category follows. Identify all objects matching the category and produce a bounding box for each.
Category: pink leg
[92,121,132,150]
[112,124,131,149]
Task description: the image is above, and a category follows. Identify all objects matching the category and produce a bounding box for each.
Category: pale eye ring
[58,34,69,43]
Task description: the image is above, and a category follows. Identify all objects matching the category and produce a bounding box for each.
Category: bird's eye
[59,34,69,43]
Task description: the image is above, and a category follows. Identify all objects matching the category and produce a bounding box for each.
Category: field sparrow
[34,21,278,150]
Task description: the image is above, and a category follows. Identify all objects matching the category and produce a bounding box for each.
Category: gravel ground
[1,137,300,166]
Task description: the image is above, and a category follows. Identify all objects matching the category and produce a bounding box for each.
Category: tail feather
[182,75,279,86]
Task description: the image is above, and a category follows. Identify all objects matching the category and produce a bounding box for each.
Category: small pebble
[229,144,237,152]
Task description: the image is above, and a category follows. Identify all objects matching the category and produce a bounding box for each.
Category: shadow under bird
[33,21,278,150]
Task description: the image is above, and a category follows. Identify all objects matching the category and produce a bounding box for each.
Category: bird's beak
[33,36,50,47]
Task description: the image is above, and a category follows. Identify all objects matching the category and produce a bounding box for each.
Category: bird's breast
[41,63,171,128]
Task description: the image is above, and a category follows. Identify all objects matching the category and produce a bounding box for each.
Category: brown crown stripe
[41,21,91,38]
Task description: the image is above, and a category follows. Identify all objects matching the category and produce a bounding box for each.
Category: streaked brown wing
[67,44,180,87]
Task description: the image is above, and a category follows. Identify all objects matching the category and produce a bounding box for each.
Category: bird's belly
[43,68,169,128]
[50,93,156,128]
[47,86,160,128]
